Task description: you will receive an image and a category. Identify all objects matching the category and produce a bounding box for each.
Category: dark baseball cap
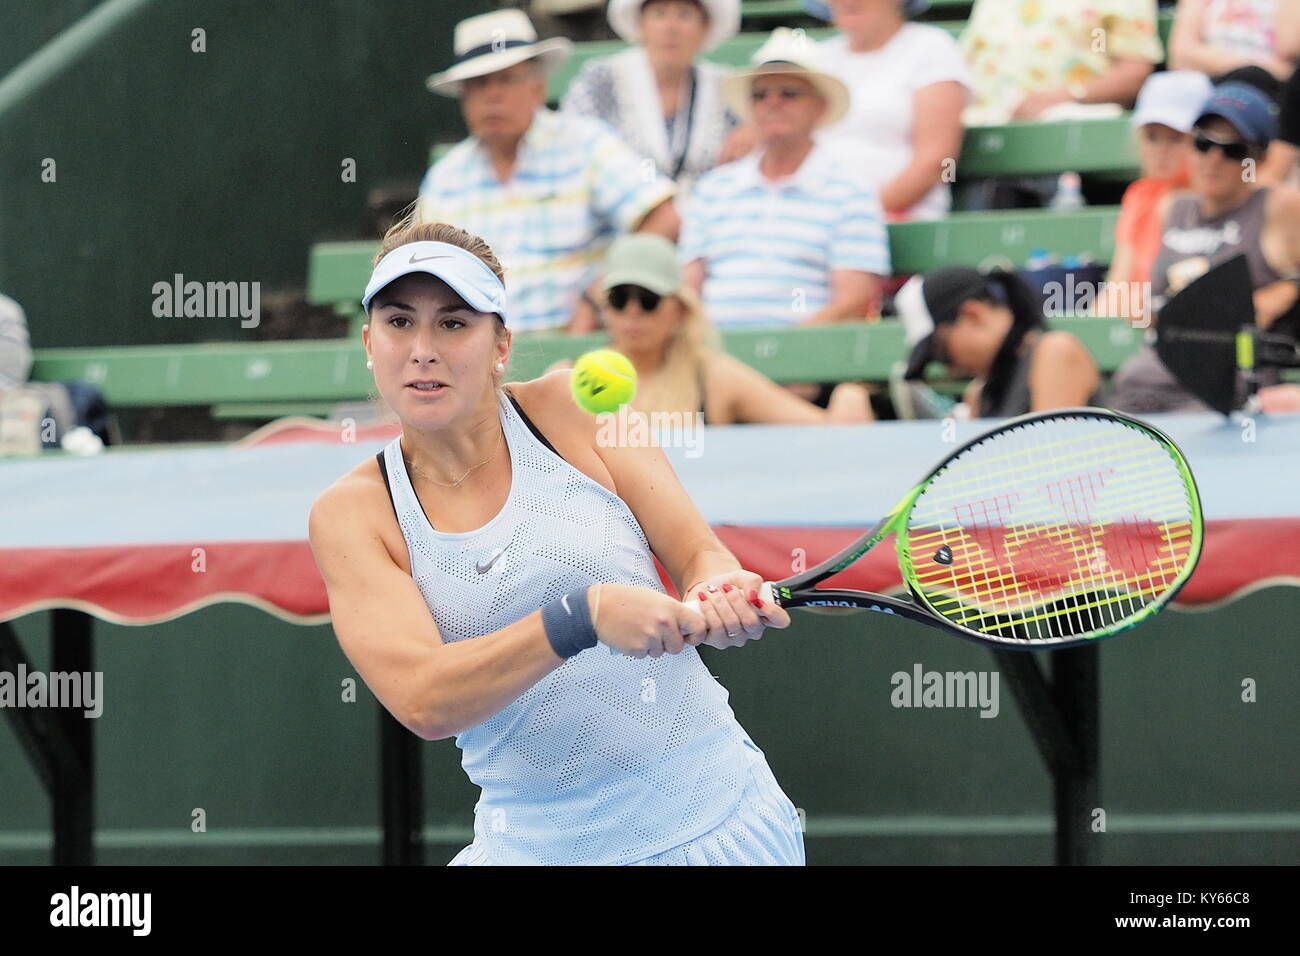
[895,266,993,380]
[1196,81,1279,146]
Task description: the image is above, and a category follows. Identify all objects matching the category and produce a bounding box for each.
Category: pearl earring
[366,359,374,370]
[495,362,505,373]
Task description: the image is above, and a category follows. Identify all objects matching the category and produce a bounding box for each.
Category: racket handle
[606,582,776,656]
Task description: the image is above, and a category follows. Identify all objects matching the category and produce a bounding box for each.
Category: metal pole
[51,609,95,866]
[379,708,424,865]
[1052,643,1100,865]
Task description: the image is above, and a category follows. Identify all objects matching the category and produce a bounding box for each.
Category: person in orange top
[1107,71,1215,307]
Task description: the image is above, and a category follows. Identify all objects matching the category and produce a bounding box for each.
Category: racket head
[896,408,1203,648]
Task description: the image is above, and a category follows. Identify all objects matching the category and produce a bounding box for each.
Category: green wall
[0,1,107,76]
[2,589,1296,865]
[0,0,484,349]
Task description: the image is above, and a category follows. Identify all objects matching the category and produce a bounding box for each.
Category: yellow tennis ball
[571,349,637,414]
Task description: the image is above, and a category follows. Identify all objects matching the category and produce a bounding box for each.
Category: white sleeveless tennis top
[377,388,761,865]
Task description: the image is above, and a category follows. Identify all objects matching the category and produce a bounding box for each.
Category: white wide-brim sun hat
[720,27,850,128]
[607,0,741,53]
[426,8,573,97]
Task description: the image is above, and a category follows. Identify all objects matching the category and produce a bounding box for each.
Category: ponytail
[977,270,1045,417]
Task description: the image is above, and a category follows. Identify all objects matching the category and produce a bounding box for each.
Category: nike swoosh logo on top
[560,594,571,615]
[476,545,509,574]
[410,253,455,263]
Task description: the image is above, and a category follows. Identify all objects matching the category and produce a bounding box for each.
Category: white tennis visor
[360,240,508,322]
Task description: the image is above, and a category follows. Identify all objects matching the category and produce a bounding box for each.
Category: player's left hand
[683,571,791,650]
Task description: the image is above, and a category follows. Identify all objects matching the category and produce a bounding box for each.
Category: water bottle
[1050,172,1085,211]
[1025,247,1056,271]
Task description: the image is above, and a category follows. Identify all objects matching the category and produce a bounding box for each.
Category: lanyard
[668,67,698,182]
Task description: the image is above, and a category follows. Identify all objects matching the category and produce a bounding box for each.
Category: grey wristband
[541,587,597,659]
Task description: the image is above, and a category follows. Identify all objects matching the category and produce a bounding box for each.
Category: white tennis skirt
[448,756,806,866]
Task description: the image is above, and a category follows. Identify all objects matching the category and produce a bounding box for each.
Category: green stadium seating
[30,317,1147,413]
[739,1,815,22]
[958,118,1137,178]
[31,204,1111,421]
[307,240,381,316]
[308,207,1121,309]
[29,202,1127,421]
[889,207,1118,274]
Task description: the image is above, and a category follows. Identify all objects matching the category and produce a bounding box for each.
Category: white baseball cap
[1131,71,1215,133]
[361,241,508,321]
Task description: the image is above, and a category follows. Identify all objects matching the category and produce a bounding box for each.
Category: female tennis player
[308,217,804,866]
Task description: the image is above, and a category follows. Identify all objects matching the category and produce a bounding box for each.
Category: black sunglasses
[1193,131,1252,162]
[607,285,662,312]
[750,86,808,103]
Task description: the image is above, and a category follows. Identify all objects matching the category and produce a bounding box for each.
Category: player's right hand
[589,583,706,659]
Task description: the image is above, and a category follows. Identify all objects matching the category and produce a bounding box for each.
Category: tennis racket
[682,408,1203,651]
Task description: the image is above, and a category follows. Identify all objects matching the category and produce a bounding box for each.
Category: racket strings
[902,415,1198,643]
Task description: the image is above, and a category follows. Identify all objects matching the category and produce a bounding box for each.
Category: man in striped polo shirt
[680,28,890,330]
[418,9,680,335]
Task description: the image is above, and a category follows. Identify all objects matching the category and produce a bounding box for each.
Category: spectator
[560,1,742,194]
[548,234,874,423]
[419,9,679,335]
[1261,65,1300,184]
[679,27,890,330]
[0,293,32,388]
[1169,0,1299,83]
[1110,82,1300,413]
[896,267,1101,418]
[960,0,1162,127]
[806,0,972,221]
[1108,71,1215,297]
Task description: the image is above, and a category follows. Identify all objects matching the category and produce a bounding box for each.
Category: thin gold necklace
[404,435,503,488]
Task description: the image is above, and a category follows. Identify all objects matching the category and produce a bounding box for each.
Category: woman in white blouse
[808,0,973,221]
[561,0,744,194]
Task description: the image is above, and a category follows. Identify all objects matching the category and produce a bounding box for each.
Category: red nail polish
[722,583,734,593]
[750,590,762,608]
[699,591,709,602]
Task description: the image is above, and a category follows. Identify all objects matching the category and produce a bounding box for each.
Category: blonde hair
[623,287,721,417]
